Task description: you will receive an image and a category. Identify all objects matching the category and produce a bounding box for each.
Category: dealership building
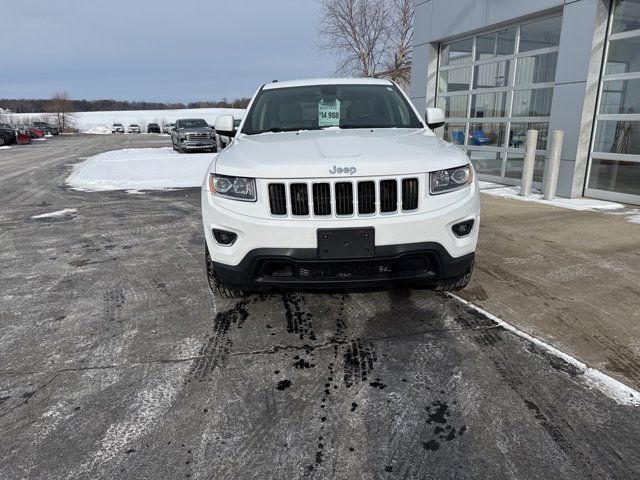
[410,0,640,205]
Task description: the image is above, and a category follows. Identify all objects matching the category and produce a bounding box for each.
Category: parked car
[0,124,16,146]
[163,123,175,134]
[171,118,216,153]
[202,78,480,297]
[470,129,490,146]
[128,124,141,134]
[112,123,125,133]
[33,121,60,135]
[147,122,161,134]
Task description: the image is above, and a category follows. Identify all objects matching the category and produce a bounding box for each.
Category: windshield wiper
[339,124,394,129]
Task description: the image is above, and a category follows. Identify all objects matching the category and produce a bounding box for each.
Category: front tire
[434,260,474,291]
[206,246,245,298]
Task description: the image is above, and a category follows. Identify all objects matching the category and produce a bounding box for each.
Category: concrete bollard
[520,129,538,197]
[544,130,564,201]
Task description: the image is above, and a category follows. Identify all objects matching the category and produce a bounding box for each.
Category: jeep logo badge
[329,165,357,175]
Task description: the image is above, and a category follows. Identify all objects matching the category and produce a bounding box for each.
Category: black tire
[206,247,245,298]
[434,260,474,291]
[0,135,7,146]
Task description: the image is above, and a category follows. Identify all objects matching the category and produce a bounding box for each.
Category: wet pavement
[1,135,639,479]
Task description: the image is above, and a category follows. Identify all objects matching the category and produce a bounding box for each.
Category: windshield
[241,83,423,135]
[178,119,208,128]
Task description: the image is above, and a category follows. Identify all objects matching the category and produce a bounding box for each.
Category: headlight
[209,174,256,202]
[430,165,473,195]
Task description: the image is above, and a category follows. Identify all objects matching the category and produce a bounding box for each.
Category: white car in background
[128,124,141,134]
[202,78,480,297]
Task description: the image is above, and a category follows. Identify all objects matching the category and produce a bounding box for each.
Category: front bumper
[212,243,474,288]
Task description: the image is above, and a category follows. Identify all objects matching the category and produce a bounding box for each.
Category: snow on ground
[7,108,245,132]
[31,208,78,219]
[627,214,640,225]
[479,183,625,212]
[67,147,213,192]
[85,125,112,135]
[0,146,10,150]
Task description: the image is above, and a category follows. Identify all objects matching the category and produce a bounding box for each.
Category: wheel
[206,246,245,298]
[172,142,178,151]
[434,260,474,291]
[0,135,7,146]
[178,145,185,153]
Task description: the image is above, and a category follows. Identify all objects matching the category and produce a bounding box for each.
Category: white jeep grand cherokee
[202,78,480,297]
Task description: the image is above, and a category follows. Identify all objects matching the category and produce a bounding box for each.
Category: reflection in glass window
[443,123,466,145]
[470,92,507,118]
[600,79,640,115]
[509,122,549,150]
[438,67,471,93]
[475,27,517,60]
[512,88,554,117]
[468,122,506,146]
[606,37,640,75]
[441,38,473,67]
[588,159,640,196]
[611,0,640,34]
[594,121,640,155]
[519,16,562,52]
[473,61,511,89]
[505,154,546,182]
[469,151,503,176]
[437,95,468,118]
[515,53,558,85]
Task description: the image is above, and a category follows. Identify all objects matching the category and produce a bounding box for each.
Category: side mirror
[425,108,445,130]
[215,115,236,137]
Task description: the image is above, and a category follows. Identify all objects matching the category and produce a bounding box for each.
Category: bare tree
[318,0,414,89]
[45,91,75,131]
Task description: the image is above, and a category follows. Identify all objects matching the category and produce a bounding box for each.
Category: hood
[214,129,467,178]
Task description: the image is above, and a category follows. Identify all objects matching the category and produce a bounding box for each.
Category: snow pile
[31,208,78,219]
[85,125,112,135]
[67,147,213,192]
[625,214,640,225]
[7,108,244,132]
[480,184,625,212]
[0,146,10,150]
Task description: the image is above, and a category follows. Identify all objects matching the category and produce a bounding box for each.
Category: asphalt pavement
[1,135,639,479]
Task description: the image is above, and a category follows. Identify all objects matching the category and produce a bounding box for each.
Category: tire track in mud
[187,299,249,382]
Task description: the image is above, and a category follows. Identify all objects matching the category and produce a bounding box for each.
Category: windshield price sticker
[318,99,341,127]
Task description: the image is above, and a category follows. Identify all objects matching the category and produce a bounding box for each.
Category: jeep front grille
[268,178,420,217]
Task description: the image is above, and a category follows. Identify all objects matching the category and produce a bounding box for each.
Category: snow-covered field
[5,108,245,133]
[67,147,213,192]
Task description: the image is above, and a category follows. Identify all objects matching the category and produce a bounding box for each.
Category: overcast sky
[2,0,336,102]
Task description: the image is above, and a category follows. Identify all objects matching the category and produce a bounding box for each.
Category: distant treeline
[0,97,251,113]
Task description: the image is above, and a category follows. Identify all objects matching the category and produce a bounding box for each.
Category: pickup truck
[171,118,216,153]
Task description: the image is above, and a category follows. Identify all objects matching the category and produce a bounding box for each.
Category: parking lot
[1,135,639,479]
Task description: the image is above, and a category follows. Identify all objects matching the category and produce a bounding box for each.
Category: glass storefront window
[438,67,471,93]
[473,61,511,89]
[588,159,640,196]
[468,122,506,147]
[441,38,473,67]
[436,16,560,185]
[512,88,554,117]
[443,123,466,145]
[470,92,507,118]
[515,53,558,85]
[600,79,640,114]
[469,151,503,176]
[505,154,546,182]
[611,0,640,34]
[437,95,468,118]
[475,27,517,60]
[593,121,640,155]
[606,36,640,75]
[509,123,550,150]
[519,16,562,53]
